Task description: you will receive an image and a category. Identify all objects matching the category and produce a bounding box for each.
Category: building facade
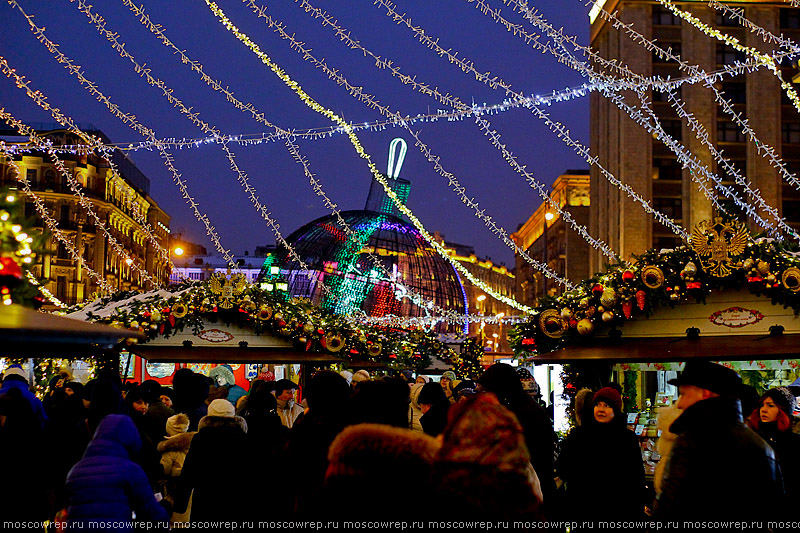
[589,1,800,272]
[511,171,591,308]
[0,126,171,305]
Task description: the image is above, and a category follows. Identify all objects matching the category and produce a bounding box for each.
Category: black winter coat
[556,420,646,521]
[754,421,800,512]
[654,396,784,521]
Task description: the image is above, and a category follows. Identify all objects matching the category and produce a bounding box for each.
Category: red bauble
[622,300,633,319]
[635,290,646,311]
[0,256,23,280]
[621,270,635,282]
[592,284,604,294]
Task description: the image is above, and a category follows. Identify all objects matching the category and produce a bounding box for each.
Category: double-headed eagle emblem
[691,217,749,277]
[208,271,248,309]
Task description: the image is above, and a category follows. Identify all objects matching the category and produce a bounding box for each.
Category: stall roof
[530,333,800,364]
[0,304,144,355]
[130,344,343,365]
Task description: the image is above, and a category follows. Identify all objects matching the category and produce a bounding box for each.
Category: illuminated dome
[264,210,467,327]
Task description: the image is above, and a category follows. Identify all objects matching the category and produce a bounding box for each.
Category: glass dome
[262,210,467,328]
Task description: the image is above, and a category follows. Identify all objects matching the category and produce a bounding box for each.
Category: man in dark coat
[654,361,784,521]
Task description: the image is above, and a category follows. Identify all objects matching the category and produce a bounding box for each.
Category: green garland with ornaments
[0,188,48,308]
[74,271,470,371]
[510,216,800,357]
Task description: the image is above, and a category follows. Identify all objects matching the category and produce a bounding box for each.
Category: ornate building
[511,171,591,307]
[0,126,171,305]
[589,1,800,272]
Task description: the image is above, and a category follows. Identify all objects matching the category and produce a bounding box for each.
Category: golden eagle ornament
[690,217,749,277]
[208,271,248,309]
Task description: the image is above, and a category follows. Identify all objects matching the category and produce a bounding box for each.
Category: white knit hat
[165,413,190,437]
[352,370,371,383]
[2,365,27,382]
[339,370,353,385]
[207,398,235,417]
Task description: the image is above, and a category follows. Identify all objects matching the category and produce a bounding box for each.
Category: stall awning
[130,344,343,365]
[529,334,800,364]
[0,304,144,355]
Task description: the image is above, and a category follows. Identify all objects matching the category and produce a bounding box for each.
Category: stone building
[511,171,591,307]
[589,1,800,272]
[0,125,171,305]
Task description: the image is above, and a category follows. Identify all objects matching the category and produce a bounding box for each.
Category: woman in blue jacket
[64,414,169,531]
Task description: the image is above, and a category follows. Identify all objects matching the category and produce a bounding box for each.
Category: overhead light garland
[7,0,240,272]
[205,0,534,314]
[117,0,466,324]
[249,0,576,288]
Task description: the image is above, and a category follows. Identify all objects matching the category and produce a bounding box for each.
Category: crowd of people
[0,359,798,529]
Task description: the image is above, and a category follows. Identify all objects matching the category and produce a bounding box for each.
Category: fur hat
[165,413,190,437]
[2,364,27,382]
[592,386,623,412]
[208,365,236,387]
[763,387,796,416]
[207,398,235,418]
[352,370,371,383]
[441,371,457,381]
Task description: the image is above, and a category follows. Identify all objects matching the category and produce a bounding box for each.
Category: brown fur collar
[157,431,196,453]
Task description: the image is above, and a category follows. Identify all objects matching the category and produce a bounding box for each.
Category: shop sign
[197,329,235,343]
[708,307,764,328]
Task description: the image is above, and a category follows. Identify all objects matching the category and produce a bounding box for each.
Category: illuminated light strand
[118,0,463,322]
[0,55,174,267]
[503,1,785,238]
[3,117,161,287]
[575,0,800,223]
[370,0,687,246]
[25,271,67,308]
[656,0,800,115]
[248,0,576,287]
[357,313,527,328]
[205,0,533,314]
[7,0,239,272]
[709,0,800,53]
[0,139,114,294]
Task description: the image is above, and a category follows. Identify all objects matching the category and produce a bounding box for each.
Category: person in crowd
[287,371,352,514]
[63,414,169,530]
[159,388,174,410]
[415,375,430,385]
[316,423,440,517]
[573,388,594,427]
[516,367,542,405]
[86,377,125,434]
[452,379,478,402]
[43,368,73,416]
[654,361,783,520]
[0,364,47,428]
[739,384,760,427]
[556,386,646,521]
[240,380,288,455]
[171,368,208,431]
[434,393,543,520]
[339,370,353,386]
[208,364,247,407]
[0,386,49,520]
[140,380,174,446]
[477,363,557,510]
[274,378,304,429]
[64,381,85,399]
[351,369,371,391]
[351,377,410,428]
[124,385,163,488]
[172,399,254,522]
[409,382,425,433]
[158,413,195,524]
[653,402,682,497]
[440,371,457,404]
[748,387,800,507]
[418,381,450,436]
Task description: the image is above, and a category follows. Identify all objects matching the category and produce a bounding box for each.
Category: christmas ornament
[641,265,665,289]
[601,311,614,323]
[208,272,248,309]
[324,332,345,352]
[600,288,618,308]
[303,322,315,334]
[782,267,800,292]
[539,309,567,339]
[256,305,273,321]
[757,261,771,276]
[368,343,382,357]
[560,308,573,319]
[622,300,633,319]
[621,269,635,283]
[576,318,594,335]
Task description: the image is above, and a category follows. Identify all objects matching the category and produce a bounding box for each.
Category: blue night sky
[0,0,591,267]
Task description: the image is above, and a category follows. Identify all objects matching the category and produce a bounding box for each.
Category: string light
[205,0,534,314]
[25,271,67,308]
[253,0,577,287]
[0,140,114,294]
[7,0,240,272]
[656,0,800,115]
[116,0,466,323]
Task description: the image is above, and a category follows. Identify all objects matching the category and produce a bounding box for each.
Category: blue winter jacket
[0,377,47,429]
[65,414,169,531]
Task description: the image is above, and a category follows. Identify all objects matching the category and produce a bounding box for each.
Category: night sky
[0,0,590,267]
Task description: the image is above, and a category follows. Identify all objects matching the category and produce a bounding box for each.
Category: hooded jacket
[654,396,784,520]
[158,431,196,478]
[64,415,169,531]
[0,376,47,429]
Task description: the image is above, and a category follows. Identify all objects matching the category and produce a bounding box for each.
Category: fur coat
[654,404,682,495]
[158,431,196,478]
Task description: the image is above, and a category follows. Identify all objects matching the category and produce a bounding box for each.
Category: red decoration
[305,339,313,351]
[748,277,763,283]
[622,300,633,319]
[592,284,604,294]
[169,315,176,327]
[0,256,23,280]
[686,282,702,290]
[621,270,635,282]
[635,290,646,311]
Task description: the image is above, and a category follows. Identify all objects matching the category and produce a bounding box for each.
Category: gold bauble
[743,258,755,270]
[684,261,697,275]
[303,322,315,334]
[579,297,590,309]
[601,311,615,323]
[757,261,771,276]
[600,288,618,308]
[576,318,594,335]
[150,310,162,322]
[670,292,680,301]
[560,308,573,319]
